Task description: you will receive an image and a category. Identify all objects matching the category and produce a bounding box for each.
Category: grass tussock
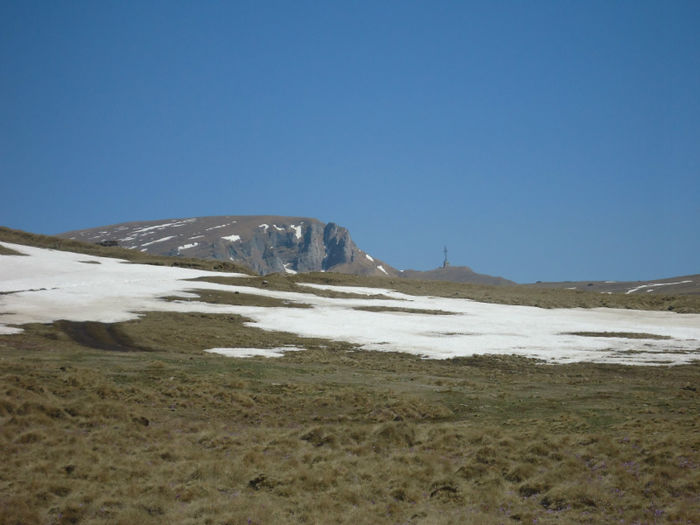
[1,311,698,524]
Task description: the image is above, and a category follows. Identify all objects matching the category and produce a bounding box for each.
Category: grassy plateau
[0,229,698,524]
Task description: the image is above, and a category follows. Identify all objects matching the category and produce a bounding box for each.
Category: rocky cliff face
[61,215,398,277]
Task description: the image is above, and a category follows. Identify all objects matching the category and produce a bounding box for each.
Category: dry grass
[1,312,698,524]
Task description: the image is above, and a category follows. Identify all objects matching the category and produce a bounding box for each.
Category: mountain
[60,215,399,277]
[400,265,515,286]
[528,275,700,296]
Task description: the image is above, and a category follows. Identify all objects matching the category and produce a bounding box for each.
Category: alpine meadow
[0,229,698,524]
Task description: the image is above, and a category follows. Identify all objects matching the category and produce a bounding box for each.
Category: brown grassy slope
[1,312,698,525]
[0,226,254,275]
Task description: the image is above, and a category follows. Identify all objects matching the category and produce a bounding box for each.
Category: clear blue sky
[2,1,698,283]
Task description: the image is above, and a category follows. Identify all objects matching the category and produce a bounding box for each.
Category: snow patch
[205,347,304,358]
[365,254,374,262]
[0,241,247,333]
[291,224,302,240]
[177,243,199,251]
[131,223,173,235]
[1,242,699,366]
[273,225,285,231]
[298,283,399,297]
[221,234,241,242]
[283,263,297,275]
[377,265,388,275]
[0,324,23,335]
[169,218,197,227]
[626,280,692,294]
[259,224,269,231]
[140,236,175,247]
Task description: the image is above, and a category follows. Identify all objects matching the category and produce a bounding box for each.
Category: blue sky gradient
[2,1,698,282]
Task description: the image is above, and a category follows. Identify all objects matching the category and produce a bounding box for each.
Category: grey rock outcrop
[60,215,398,277]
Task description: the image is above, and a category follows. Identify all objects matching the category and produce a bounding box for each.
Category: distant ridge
[59,215,520,284]
[400,266,515,286]
[528,275,700,296]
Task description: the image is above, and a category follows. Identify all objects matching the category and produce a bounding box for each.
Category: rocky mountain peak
[60,215,397,277]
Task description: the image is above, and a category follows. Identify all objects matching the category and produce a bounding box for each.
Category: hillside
[59,216,517,285]
[60,216,399,277]
[529,275,700,296]
[2,231,699,360]
[400,265,515,286]
[0,232,699,524]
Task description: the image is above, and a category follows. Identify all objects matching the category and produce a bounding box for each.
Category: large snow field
[1,242,699,365]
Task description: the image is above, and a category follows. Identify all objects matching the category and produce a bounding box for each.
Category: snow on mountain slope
[531,275,699,296]
[2,241,699,365]
[60,215,396,277]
